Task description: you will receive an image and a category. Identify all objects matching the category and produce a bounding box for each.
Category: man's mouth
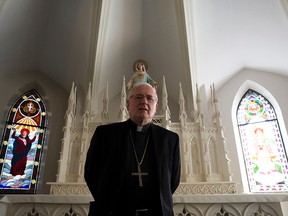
[138,107,148,111]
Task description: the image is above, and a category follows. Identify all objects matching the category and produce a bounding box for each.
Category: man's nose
[140,96,149,102]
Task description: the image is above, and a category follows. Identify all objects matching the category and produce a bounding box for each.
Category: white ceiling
[0,0,288,120]
[194,0,288,89]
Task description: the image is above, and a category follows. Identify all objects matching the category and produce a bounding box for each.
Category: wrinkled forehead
[129,83,157,97]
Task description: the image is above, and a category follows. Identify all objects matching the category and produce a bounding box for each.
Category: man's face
[127,84,158,125]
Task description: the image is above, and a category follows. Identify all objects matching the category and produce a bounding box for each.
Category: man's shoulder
[151,124,178,136]
[97,121,128,130]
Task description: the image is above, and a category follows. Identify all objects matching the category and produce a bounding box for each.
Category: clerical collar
[128,119,151,133]
[137,126,143,132]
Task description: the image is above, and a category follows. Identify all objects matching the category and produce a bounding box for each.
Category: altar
[1,192,288,215]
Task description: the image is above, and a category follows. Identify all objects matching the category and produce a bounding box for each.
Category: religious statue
[127,59,158,91]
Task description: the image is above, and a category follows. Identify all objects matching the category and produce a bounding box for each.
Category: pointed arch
[191,137,200,175]
[0,89,48,194]
[68,136,81,177]
[233,81,288,192]
[208,136,219,174]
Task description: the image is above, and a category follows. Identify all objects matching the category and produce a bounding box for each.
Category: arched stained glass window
[0,89,47,194]
[237,89,288,192]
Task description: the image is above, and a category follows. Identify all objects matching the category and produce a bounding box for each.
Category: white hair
[127,83,158,100]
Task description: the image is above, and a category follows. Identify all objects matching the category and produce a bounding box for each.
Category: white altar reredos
[1,78,288,216]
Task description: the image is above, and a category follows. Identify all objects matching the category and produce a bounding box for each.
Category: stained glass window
[237,89,288,192]
[0,89,47,194]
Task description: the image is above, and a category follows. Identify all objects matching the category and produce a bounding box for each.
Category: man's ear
[126,100,129,110]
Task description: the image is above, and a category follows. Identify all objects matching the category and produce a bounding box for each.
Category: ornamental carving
[174,183,237,195]
[50,184,90,195]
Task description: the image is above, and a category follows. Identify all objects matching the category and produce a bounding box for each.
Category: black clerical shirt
[116,120,160,214]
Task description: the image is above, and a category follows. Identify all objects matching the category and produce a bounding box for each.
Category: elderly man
[85,83,180,216]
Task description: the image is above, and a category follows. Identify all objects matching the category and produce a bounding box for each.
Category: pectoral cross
[132,165,148,187]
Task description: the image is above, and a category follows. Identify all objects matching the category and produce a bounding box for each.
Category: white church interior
[1,0,288,215]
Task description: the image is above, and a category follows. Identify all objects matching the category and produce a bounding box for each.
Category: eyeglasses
[130,94,157,103]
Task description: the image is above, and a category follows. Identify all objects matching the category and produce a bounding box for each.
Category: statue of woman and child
[127,59,158,91]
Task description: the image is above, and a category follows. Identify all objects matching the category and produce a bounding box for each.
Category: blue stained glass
[0,89,47,194]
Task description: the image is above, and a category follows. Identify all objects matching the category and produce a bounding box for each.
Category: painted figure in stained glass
[0,126,39,189]
[251,127,285,185]
[10,127,38,177]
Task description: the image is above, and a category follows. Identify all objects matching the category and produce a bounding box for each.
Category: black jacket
[84,120,181,216]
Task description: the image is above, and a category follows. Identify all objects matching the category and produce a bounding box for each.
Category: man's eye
[147,96,154,101]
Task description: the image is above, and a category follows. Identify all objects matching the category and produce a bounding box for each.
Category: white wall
[193,0,288,89]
